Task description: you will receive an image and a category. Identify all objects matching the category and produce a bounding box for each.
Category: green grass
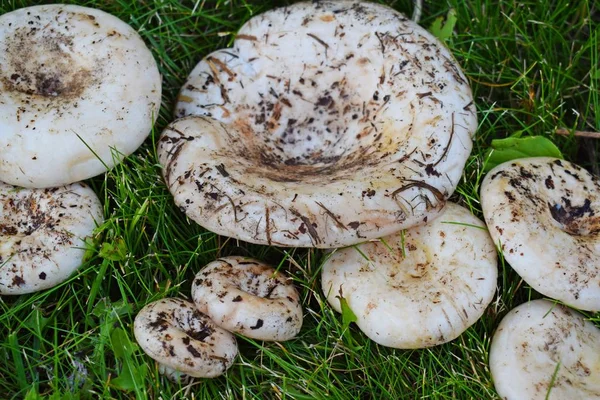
[1,0,599,399]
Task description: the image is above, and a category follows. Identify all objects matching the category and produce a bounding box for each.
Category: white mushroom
[191,256,303,341]
[489,299,600,399]
[481,157,600,311]
[0,181,103,295]
[159,0,476,248]
[321,202,497,348]
[0,4,161,188]
[133,298,238,381]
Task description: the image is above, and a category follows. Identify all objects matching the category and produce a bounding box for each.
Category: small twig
[555,128,600,139]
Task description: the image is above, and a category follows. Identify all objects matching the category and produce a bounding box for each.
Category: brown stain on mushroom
[319,14,335,22]
[0,182,100,294]
[1,22,97,102]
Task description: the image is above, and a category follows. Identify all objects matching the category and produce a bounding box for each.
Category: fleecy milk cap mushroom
[0,181,103,295]
[159,1,477,248]
[481,157,600,311]
[489,299,600,399]
[321,202,497,348]
[0,4,161,188]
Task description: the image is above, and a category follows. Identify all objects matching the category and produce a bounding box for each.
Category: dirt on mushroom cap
[160,1,476,248]
[481,157,600,311]
[133,298,238,380]
[489,299,600,400]
[192,256,303,341]
[321,202,497,348]
[0,181,103,295]
[0,4,161,188]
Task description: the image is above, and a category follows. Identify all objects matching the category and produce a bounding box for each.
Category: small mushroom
[321,203,497,348]
[481,157,600,311]
[0,181,103,295]
[489,299,600,399]
[133,298,238,381]
[159,0,476,248]
[191,256,303,341]
[0,4,161,188]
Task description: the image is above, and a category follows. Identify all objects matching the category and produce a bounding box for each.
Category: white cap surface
[159,1,476,248]
[134,298,238,380]
[0,181,103,294]
[321,202,497,348]
[481,157,600,311]
[192,256,303,341]
[490,299,600,400]
[0,4,161,188]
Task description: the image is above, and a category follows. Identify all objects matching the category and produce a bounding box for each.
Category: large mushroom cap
[0,181,103,295]
[0,4,161,188]
[489,299,600,400]
[481,157,600,311]
[321,202,497,348]
[159,0,476,248]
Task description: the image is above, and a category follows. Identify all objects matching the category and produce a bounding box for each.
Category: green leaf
[337,291,357,328]
[483,135,563,172]
[110,328,146,392]
[99,237,128,261]
[336,288,363,350]
[111,327,135,359]
[428,9,458,42]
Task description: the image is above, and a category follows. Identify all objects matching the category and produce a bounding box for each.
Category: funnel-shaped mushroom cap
[159,1,476,248]
[481,157,600,311]
[490,300,600,400]
[0,181,103,294]
[0,5,161,188]
[321,203,497,348]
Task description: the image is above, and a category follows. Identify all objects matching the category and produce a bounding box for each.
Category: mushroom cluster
[158,0,476,248]
[134,257,303,381]
[152,0,504,357]
[154,1,600,390]
[480,157,600,398]
[151,0,504,357]
[0,4,161,295]
[5,0,596,396]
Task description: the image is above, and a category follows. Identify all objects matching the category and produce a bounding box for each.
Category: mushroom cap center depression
[184,62,416,184]
[199,261,288,297]
[0,187,71,262]
[496,159,600,237]
[1,12,100,101]
[175,1,475,185]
